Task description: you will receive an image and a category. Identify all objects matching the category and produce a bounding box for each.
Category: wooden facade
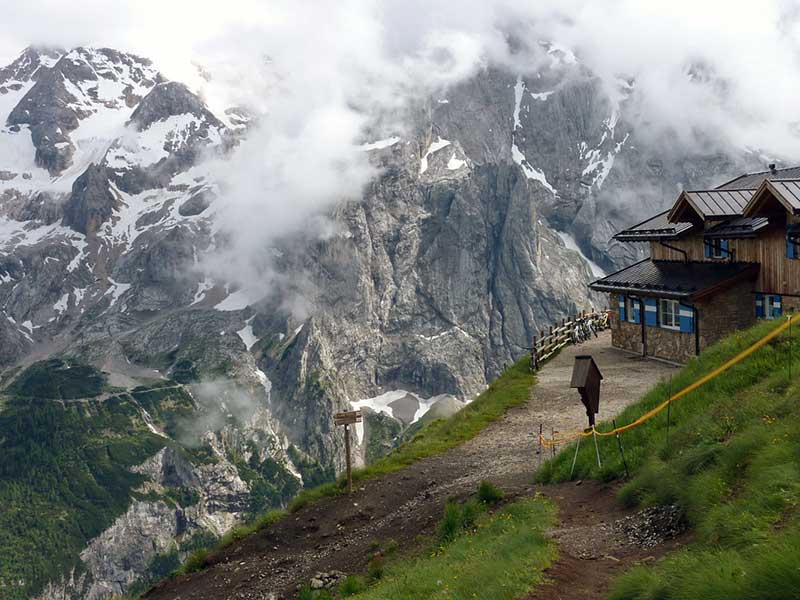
[650,215,800,297]
[591,168,800,363]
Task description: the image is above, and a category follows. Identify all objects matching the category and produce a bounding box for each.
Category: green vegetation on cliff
[0,363,173,599]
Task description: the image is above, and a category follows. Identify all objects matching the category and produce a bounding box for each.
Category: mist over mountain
[1,2,799,598]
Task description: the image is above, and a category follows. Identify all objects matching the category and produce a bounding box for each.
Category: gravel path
[144,331,677,600]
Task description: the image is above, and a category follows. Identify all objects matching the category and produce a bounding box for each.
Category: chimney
[769,163,777,174]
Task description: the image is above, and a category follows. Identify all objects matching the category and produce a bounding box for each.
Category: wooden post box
[570,355,603,427]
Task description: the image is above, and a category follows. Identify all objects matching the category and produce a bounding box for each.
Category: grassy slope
[538,318,800,600]
[350,497,556,600]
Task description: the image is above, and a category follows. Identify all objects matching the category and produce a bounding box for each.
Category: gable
[743,179,800,218]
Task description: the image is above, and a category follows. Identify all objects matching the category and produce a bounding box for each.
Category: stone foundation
[609,282,760,364]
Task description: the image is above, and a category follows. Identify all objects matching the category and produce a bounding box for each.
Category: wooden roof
[743,179,800,217]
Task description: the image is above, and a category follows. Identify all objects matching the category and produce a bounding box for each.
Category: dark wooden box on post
[570,355,603,427]
[334,410,362,493]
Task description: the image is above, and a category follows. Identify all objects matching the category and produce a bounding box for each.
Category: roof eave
[588,282,690,300]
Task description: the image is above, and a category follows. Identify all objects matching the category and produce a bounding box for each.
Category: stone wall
[697,279,757,349]
[783,295,800,314]
[610,282,760,364]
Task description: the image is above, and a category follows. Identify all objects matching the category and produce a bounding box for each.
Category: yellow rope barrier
[540,313,800,449]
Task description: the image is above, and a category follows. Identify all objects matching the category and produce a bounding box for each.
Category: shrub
[460,499,481,531]
[177,548,209,575]
[438,501,464,543]
[477,480,504,505]
[339,575,365,596]
[368,553,385,580]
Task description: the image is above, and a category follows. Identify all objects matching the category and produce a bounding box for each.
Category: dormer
[742,179,800,219]
[667,189,753,225]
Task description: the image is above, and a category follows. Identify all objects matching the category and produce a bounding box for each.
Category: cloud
[3,0,800,309]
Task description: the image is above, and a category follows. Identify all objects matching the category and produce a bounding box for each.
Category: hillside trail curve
[144,331,677,600]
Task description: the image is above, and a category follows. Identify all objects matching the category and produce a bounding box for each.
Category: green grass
[289,357,536,512]
[537,317,800,600]
[349,496,556,600]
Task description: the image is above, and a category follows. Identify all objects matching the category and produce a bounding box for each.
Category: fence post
[592,426,602,468]
[666,375,672,453]
[537,423,543,469]
[612,419,629,479]
[569,435,582,479]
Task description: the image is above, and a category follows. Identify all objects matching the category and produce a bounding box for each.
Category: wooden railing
[530,309,611,371]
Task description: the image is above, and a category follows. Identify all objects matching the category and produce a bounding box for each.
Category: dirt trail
[144,332,677,600]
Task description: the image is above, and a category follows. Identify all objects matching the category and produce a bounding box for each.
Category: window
[626,296,638,323]
[787,230,800,259]
[765,295,782,320]
[659,299,680,330]
[707,239,729,259]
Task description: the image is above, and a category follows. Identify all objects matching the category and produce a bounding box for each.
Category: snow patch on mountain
[511,143,557,195]
[557,231,606,277]
[419,137,451,174]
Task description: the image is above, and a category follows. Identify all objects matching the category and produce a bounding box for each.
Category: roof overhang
[589,260,759,302]
[613,210,694,242]
[703,217,769,239]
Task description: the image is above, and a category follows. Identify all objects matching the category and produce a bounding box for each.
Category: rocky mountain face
[0,45,759,599]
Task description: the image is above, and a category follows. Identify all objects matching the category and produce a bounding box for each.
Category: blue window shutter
[788,237,796,259]
[721,239,729,255]
[704,241,711,258]
[633,299,641,324]
[619,296,626,322]
[644,298,658,326]
[679,304,694,333]
[755,294,764,318]
[772,295,782,318]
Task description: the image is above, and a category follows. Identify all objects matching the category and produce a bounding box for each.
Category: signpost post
[334,410,362,494]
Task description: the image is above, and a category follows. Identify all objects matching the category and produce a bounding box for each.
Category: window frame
[658,298,680,331]
[788,233,800,260]
[708,238,728,259]
[765,295,780,320]
[626,296,638,323]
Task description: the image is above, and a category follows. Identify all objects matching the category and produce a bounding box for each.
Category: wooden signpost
[571,355,604,468]
[334,410,362,493]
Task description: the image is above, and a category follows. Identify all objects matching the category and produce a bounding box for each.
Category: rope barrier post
[592,426,602,468]
[666,375,672,453]
[551,428,557,459]
[612,419,629,479]
[537,423,543,469]
[788,314,792,381]
[569,435,582,479]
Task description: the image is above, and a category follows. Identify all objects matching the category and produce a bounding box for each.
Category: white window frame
[659,298,680,330]
[765,295,779,320]
[626,296,638,323]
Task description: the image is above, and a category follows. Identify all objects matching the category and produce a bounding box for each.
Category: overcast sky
[2,0,799,155]
[3,0,800,301]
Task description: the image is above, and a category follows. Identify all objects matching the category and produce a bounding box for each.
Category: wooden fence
[530,309,611,371]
